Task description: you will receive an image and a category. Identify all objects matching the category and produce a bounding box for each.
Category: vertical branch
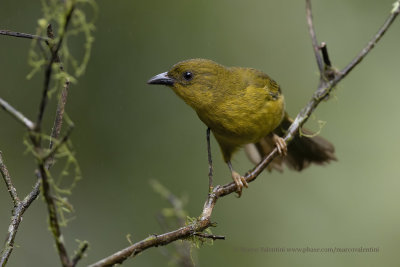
[1,1,92,266]
[46,78,70,169]
[305,0,324,74]
[32,3,78,267]
[320,42,332,67]
[38,163,71,266]
[35,4,75,132]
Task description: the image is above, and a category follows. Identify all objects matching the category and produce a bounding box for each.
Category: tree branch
[35,4,75,132]
[0,59,74,267]
[71,241,89,267]
[38,163,71,266]
[0,162,40,266]
[0,152,20,206]
[88,1,400,266]
[193,232,225,240]
[42,125,74,163]
[340,1,400,78]
[32,4,79,267]
[0,98,35,130]
[319,42,332,67]
[1,3,83,267]
[152,180,196,267]
[305,0,324,75]
[0,29,49,42]
[46,79,70,169]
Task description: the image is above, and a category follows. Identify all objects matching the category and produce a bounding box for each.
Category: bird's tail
[245,114,336,172]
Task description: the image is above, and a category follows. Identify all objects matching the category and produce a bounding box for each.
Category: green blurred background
[1,0,400,266]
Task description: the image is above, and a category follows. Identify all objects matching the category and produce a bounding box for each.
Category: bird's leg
[272,133,287,156]
[227,161,248,197]
[206,128,214,193]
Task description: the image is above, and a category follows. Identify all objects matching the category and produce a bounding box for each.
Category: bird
[148,59,336,196]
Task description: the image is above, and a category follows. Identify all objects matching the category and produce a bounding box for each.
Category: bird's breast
[197,89,285,145]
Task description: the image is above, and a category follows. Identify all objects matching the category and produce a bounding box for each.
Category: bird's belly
[198,97,285,145]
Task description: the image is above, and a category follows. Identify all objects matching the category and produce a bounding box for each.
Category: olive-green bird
[148,59,335,196]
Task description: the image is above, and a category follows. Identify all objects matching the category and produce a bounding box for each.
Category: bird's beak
[147,72,175,86]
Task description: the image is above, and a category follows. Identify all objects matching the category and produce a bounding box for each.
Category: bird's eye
[182,71,193,81]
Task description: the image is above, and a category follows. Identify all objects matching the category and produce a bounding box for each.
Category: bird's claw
[273,134,287,156]
[231,171,248,197]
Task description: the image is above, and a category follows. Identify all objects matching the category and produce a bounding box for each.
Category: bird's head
[147,59,229,110]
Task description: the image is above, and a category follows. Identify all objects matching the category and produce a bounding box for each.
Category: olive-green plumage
[165,59,285,162]
[148,59,335,194]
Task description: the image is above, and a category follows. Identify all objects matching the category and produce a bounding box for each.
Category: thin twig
[206,128,213,192]
[0,176,41,266]
[36,4,75,131]
[0,29,49,42]
[33,4,77,267]
[71,241,89,267]
[0,152,20,206]
[42,124,74,163]
[1,3,85,267]
[193,232,225,240]
[306,0,324,74]
[319,42,332,67]
[152,181,195,267]
[23,178,41,207]
[339,2,400,79]
[38,163,71,267]
[88,1,400,266]
[0,98,35,130]
[47,79,70,169]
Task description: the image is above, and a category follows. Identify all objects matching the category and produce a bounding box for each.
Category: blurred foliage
[24,0,96,229]
[1,0,400,267]
[28,0,97,80]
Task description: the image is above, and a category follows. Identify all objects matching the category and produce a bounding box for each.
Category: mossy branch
[0,0,96,266]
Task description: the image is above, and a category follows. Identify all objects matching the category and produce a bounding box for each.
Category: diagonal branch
[42,124,74,163]
[71,241,89,267]
[340,1,400,78]
[0,152,20,206]
[0,152,20,207]
[0,163,41,266]
[0,98,35,130]
[88,1,400,266]
[0,29,49,42]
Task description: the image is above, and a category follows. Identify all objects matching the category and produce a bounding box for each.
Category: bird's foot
[231,170,248,197]
[273,134,287,156]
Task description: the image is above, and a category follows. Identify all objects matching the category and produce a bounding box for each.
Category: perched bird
[148,59,335,196]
